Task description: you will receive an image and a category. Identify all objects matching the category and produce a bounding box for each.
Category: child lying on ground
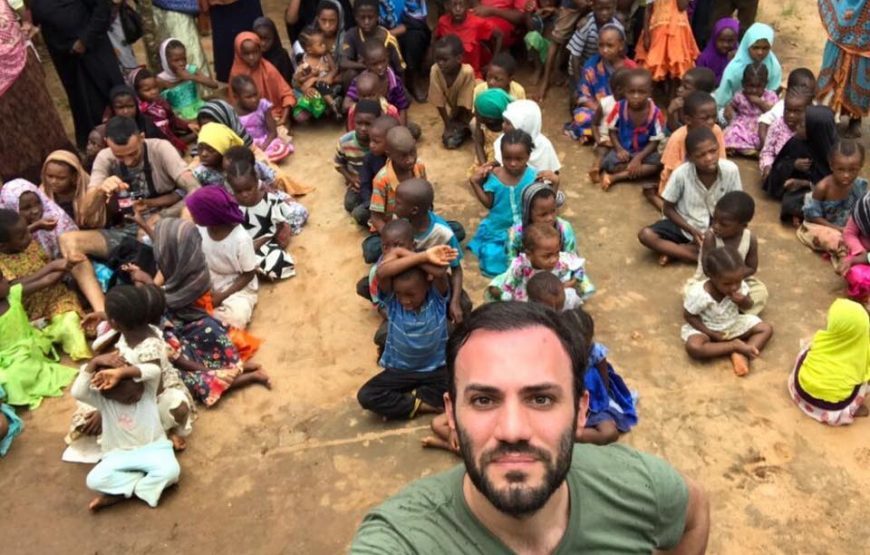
[72,285,181,512]
[682,246,773,377]
[356,245,457,420]
[687,191,767,315]
[638,127,742,265]
[429,35,476,149]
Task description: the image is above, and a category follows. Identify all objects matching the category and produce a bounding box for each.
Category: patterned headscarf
[185,186,245,227]
[852,191,870,238]
[520,181,555,228]
[197,100,254,147]
[0,178,78,259]
[152,217,211,318]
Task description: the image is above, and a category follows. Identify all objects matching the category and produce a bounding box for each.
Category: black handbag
[119,0,144,44]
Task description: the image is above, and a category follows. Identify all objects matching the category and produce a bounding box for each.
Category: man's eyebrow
[463,384,501,395]
[519,384,563,395]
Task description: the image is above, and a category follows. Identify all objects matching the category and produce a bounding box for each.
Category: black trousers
[397,15,431,73]
[357,367,447,420]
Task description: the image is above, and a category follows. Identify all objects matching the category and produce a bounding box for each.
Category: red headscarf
[228,32,296,120]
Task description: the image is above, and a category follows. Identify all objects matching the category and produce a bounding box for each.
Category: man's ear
[575,390,589,431]
[444,392,456,433]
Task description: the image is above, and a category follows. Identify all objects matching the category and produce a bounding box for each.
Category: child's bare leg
[229,367,272,390]
[168,403,189,451]
[88,494,127,512]
[421,413,460,453]
[686,335,753,360]
[642,186,664,211]
[743,322,773,354]
[637,227,699,263]
[242,360,262,373]
[589,146,606,183]
[576,420,619,445]
[729,322,773,375]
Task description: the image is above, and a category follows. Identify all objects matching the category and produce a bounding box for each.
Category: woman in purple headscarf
[695,17,739,86]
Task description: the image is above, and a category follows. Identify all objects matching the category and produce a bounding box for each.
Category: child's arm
[728,288,754,312]
[627,140,659,177]
[744,234,759,277]
[263,108,280,146]
[212,270,256,308]
[449,265,465,324]
[179,66,219,89]
[590,104,604,144]
[489,28,504,57]
[472,121,487,165]
[804,180,842,230]
[376,246,458,294]
[437,106,451,127]
[535,170,560,190]
[468,163,496,208]
[758,122,770,149]
[609,130,630,162]
[13,257,72,295]
[746,94,774,113]
[683,309,726,341]
[27,218,58,233]
[663,201,703,245]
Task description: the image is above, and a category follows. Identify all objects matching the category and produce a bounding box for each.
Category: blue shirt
[415,212,463,268]
[380,286,449,372]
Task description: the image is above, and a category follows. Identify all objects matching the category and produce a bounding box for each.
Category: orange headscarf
[229,32,296,120]
[39,150,96,229]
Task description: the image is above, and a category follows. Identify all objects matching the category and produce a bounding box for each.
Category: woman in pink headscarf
[0,0,73,183]
[0,178,78,260]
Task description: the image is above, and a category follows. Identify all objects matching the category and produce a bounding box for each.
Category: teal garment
[467,166,537,277]
[352,443,689,554]
[0,384,23,456]
[713,23,783,108]
[507,216,577,260]
[161,64,205,120]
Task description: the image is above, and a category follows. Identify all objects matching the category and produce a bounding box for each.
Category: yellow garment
[198,122,244,155]
[472,80,526,109]
[799,299,870,402]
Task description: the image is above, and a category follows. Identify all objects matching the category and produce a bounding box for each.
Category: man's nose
[492,397,532,444]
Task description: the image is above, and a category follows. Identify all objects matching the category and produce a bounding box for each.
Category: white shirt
[662,160,743,240]
[199,225,259,294]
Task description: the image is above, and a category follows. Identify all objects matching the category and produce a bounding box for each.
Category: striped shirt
[380,286,449,373]
[566,14,624,70]
[334,131,369,175]
[661,160,743,240]
[415,212,463,268]
[369,161,426,217]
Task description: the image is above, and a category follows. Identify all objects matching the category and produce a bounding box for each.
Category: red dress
[435,12,496,78]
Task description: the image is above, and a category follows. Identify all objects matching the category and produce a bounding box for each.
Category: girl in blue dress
[467,129,560,276]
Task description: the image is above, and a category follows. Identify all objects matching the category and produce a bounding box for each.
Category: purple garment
[0,178,79,259]
[239,98,273,144]
[185,186,245,227]
[696,18,740,85]
[724,89,778,151]
[346,68,410,110]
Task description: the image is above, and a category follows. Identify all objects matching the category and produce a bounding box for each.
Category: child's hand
[347,174,361,191]
[176,67,194,81]
[80,410,102,436]
[470,162,496,185]
[626,156,642,177]
[728,290,748,305]
[305,87,318,99]
[34,218,58,231]
[691,229,704,246]
[794,158,812,172]
[536,170,558,184]
[668,97,684,113]
[47,257,72,273]
[615,148,631,163]
[82,311,107,329]
[707,330,726,342]
[91,368,126,390]
[121,263,154,286]
[90,352,128,370]
[425,245,459,266]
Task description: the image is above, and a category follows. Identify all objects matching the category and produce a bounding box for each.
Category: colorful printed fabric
[369,161,426,218]
[723,89,779,151]
[0,178,78,259]
[487,251,593,303]
[566,55,637,141]
[507,217,577,260]
[605,98,666,154]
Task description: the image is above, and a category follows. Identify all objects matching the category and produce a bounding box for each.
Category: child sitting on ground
[156,38,219,121]
[665,66,716,133]
[340,0,405,88]
[227,158,303,281]
[722,63,777,156]
[695,17,738,87]
[435,0,502,79]
[687,191,767,315]
[468,129,559,276]
[714,23,782,111]
[345,41,410,124]
[638,127,742,265]
[353,115,400,228]
[758,68,816,148]
[600,68,665,193]
[563,307,637,445]
[0,209,90,360]
[429,35,476,149]
[132,68,194,154]
[192,122,246,188]
[253,16,294,87]
[838,194,870,301]
[473,52,526,103]
[655,91,727,209]
[588,67,628,184]
[797,140,867,257]
[231,75,294,163]
[682,246,774,377]
[229,32,297,129]
[356,219,415,316]
[0,178,78,260]
[292,26,342,122]
[471,89,512,166]
[72,285,181,512]
[525,271,568,311]
[346,72,399,130]
[759,87,812,179]
[356,245,458,420]
[368,126,426,236]
[507,182,576,259]
[185,187,259,330]
[787,298,870,425]
[336,100,381,221]
[0,267,76,409]
[487,223,592,306]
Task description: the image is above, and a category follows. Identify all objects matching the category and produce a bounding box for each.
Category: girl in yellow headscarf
[788,298,870,425]
[191,122,245,189]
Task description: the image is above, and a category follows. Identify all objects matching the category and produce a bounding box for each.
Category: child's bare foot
[855,403,869,417]
[88,494,125,512]
[588,168,600,184]
[658,254,670,266]
[791,215,802,229]
[250,370,272,389]
[242,361,262,373]
[416,401,442,415]
[731,352,750,377]
[169,432,187,452]
[600,173,613,191]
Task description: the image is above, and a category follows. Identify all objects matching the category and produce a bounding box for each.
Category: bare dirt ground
[2,1,869,553]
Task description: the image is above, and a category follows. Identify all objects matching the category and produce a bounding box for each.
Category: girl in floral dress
[723,63,777,156]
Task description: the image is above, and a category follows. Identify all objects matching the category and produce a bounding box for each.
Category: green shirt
[351,444,688,554]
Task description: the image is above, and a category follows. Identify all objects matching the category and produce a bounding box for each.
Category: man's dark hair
[446,302,588,405]
[105,116,140,145]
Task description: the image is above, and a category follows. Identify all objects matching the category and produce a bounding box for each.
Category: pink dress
[238,98,293,162]
[842,216,870,300]
[724,90,778,151]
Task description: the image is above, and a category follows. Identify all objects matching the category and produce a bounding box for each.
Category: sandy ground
[2,1,870,553]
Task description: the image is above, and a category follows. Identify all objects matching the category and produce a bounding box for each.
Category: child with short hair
[132,68,194,154]
[156,38,220,120]
[472,52,526,103]
[356,245,458,420]
[563,307,637,445]
[346,71,400,130]
[227,157,307,281]
[588,67,629,184]
[634,0,700,95]
[357,218,415,313]
[666,66,717,133]
[798,140,867,256]
[682,246,773,377]
[723,63,777,156]
[471,88,512,166]
[72,285,181,511]
[486,223,592,306]
[354,115,400,228]
[340,0,405,86]
[292,27,342,122]
[687,191,767,315]
[638,127,743,265]
[556,0,622,100]
[469,129,558,277]
[229,32,297,128]
[336,100,381,219]
[600,68,665,191]
[0,209,90,360]
[435,0,502,78]
[526,271,566,311]
[185,187,258,330]
[344,41,410,124]
[368,126,426,234]
[231,75,294,163]
[429,35,476,149]
[788,299,870,425]
[507,182,576,259]
[84,126,107,173]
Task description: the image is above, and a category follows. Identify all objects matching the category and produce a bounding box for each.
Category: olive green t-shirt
[351,444,689,554]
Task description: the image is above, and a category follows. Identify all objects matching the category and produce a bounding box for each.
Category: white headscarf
[494,100,562,173]
[157,38,182,84]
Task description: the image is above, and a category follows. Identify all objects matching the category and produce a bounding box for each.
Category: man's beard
[457,421,576,518]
